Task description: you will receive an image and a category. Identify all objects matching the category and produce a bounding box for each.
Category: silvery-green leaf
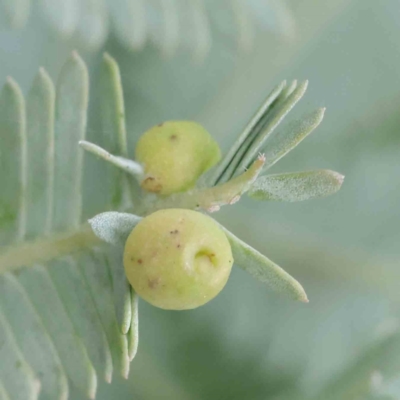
[187,1,211,62]
[249,170,344,202]
[52,52,88,233]
[231,0,255,52]
[108,0,147,50]
[39,0,79,36]
[209,80,286,186]
[128,289,139,361]
[235,80,309,175]
[82,53,135,219]
[262,108,325,171]
[88,212,141,247]
[80,141,143,177]
[105,246,131,335]
[0,78,26,246]
[217,80,301,184]
[17,265,97,398]
[25,68,55,241]
[77,250,130,378]
[222,227,308,302]
[47,257,113,383]
[0,0,30,28]
[0,273,68,400]
[0,311,40,400]
[75,0,108,49]
[0,54,137,399]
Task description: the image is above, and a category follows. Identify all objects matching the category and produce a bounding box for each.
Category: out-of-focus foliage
[1,0,400,399]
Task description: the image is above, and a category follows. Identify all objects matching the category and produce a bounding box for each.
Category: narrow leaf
[100,54,128,158]
[75,0,108,49]
[262,108,325,171]
[18,266,97,398]
[108,0,147,50]
[0,312,40,400]
[47,257,113,383]
[231,0,255,51]
[53,52,88,232]
[190,0,212,62]
[235,80,309,174]
[82,53,134,218]
[249,170,344,202]
[216,80,297,184]
[0,380,10,400]
[25,68,55,240]
[0,274,68,400]
[209,80,286,186]
[0,0,30,28]
[105,247,132,335]
[222,227,308,302]
[89,212,141,247]
[128,289,139,361]
[79,140,143,177]
[39,0,79,36]
[77,250,130,378]
[0,78,26,246]
[155,0,180,57]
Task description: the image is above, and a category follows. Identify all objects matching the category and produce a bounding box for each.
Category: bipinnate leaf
[1,0,294,56]
[222,227,308,303]
[18,266,97,399]
[0,273,68,400]
[0,53,139,400]
[248,170,344,202]
[89,212,141,247]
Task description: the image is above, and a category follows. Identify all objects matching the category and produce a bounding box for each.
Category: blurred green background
[1,0,400,399]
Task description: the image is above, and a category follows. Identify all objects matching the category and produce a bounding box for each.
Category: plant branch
[0,223,102,273]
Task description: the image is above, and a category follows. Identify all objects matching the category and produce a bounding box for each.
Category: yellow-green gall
[135,121,221,195]
[123,209,233,310]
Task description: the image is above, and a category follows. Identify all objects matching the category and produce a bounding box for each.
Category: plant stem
[0,223,102,273]
[137,155,265,215]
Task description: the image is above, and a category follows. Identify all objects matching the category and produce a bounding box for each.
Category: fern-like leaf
[0,53,138,399]
[0,0,295,56]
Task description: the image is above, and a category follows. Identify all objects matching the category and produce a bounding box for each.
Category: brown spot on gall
[148,278,160,289]
[170,134,178,140]
[142,177,163,193]
[170,229,179,234]
[138,259,143,264]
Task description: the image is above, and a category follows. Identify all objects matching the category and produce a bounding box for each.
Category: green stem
[137,155,265,215]
[0,223,102,273]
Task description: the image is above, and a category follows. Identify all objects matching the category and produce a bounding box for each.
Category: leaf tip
[301,294,309,304]
[69,51,88,73]
[328,170,345,187]
[294,280,309,303]
[103,52,114,63]
[5,75,17,88]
